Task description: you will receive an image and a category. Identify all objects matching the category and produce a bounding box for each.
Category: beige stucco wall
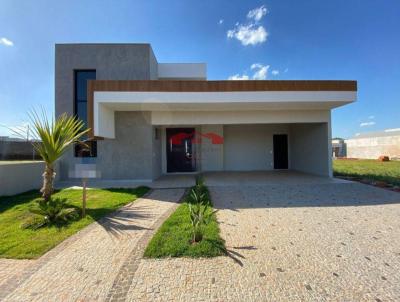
[0,161,44,196]
[151,110,330,126]
[345,135,400,159]
[200,125,224,171]
[290,123,331,176]
[223,124,290,171]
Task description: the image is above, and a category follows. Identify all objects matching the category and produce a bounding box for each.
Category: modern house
[55,43,357,182]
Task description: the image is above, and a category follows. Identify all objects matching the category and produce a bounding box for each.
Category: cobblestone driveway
[2,182,400,301]
[127,182,400,302]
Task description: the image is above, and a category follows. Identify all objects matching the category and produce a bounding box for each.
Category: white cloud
[271,70,279,76]
[0,37,13,46]
[227,5,269,46]
[384,128,400,132]
[368,115,375,119]
[283,68,289,73]
[251,63,269,80]
[219,19,224,24]
[247,5,268,22]
[229,63,273,80]
[227,23,268,46]
[360,121,376,127]
[228,74,249,80]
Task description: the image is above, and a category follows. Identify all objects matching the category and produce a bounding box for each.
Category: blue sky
[0,0,399,138]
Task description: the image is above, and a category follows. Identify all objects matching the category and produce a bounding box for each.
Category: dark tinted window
[76,71,96,100]
[74,70,97,157]
[74,141,97,158]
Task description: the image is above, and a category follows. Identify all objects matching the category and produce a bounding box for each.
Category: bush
[187,181,217,243]
[21,198,79,229]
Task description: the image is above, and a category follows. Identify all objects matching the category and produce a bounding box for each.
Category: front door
[166,128,196,172]
[273,134,288,169]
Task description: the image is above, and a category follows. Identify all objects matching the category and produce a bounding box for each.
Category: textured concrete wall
[55,44,155,117]
[149,47,158,80]
[200,125,224,171]
[152,127,162,179]
[345,136,400,159]
[97,112,153,180]
[55,44,156,181]
[290,123,331,177]
[0,161,44,196]
[223,124,290,171]
[60,112,154,180]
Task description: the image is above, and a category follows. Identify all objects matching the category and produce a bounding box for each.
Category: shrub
[187,184,217,243]
[21,198,79,229]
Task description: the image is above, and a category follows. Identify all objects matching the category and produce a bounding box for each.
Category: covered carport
[222,122,331,176]
[87,80,356,180]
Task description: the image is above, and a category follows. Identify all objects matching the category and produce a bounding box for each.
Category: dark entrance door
[166,128,196,173]
[273,134,288,169]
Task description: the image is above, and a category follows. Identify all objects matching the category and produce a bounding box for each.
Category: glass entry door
[166,128,196,173]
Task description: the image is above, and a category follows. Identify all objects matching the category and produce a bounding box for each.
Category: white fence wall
[0,161,44,196]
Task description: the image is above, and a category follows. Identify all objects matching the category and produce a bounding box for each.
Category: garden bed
[0,187,149,259]
[144,187,225,258]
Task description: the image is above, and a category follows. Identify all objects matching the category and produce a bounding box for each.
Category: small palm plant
[22,198,79,229]
[28,110,89,202]
[187,180,217,243]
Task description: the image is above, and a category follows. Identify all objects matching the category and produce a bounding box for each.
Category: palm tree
[29,110,89,202]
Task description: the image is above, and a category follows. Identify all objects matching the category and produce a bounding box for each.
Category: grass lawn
[333,159,400,186]
[144,192,225,258]
[0,187,149,259]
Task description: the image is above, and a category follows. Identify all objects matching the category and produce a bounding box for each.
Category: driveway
[127,181,400,301]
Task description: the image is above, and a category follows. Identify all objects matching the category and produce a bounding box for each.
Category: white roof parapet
[158,63,207,80]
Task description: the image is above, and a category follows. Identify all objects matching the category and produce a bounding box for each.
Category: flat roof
[88,80,357,92]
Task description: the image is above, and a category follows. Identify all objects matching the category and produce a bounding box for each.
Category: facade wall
[55,44,156,181]
[152,127,162,179]
[289,123,331,176]
[345,135,400,159]
[0,161,44,196]
[97,112,153,180]
[151,110,330,126]
[223,124,290,171]
[200,125,224,171]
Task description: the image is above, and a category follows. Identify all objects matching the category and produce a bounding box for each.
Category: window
[74,70,97,157]
[75,141,97,157]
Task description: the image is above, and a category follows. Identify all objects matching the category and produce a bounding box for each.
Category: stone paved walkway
[1,188,184,302]
[126,182,400,301]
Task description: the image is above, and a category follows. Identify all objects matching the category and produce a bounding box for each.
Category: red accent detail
[169,131,224,145]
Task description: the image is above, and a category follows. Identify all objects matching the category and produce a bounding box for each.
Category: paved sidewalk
[1,188,184,302]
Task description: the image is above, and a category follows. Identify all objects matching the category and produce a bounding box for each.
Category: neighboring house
[345,129,400,160]
[55,43,357,182]
[332,138,346,158]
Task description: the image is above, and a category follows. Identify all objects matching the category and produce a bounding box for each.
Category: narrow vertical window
[74,70,97,157]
